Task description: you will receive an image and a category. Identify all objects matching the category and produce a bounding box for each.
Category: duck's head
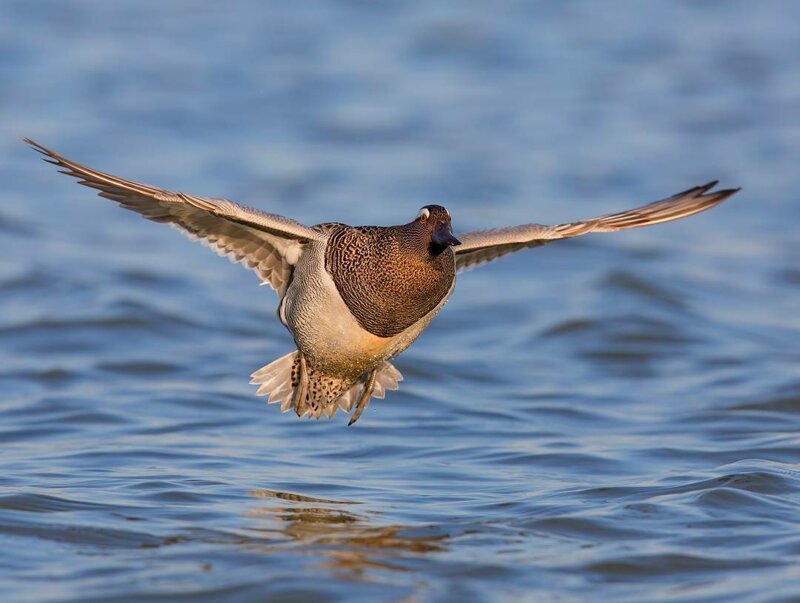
[415,205,461,254]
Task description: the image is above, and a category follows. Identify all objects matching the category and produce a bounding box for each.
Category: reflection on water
[247,489,447,577]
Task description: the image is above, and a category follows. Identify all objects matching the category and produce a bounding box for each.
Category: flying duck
[25,139,739,424]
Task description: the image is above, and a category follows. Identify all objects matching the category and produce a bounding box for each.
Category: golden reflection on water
[247,488,447,577]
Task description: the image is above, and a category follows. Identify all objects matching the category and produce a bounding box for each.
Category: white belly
[282,239,453,377]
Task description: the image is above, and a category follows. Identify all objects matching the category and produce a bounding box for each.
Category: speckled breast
[324,225,456,338]
[281,231,455,378]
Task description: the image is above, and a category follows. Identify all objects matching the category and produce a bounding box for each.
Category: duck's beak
[432,223,461,247]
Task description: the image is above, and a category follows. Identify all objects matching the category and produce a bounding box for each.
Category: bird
[25,138,740,425]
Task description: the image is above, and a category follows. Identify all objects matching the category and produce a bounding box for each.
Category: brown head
[413,205,461,255]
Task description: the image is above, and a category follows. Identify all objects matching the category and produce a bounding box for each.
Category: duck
[25,138,740,425]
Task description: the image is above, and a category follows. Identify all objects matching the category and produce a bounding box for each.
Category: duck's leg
[348,370,377,426]
[293,352,309,417]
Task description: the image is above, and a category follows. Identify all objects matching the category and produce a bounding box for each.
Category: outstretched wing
[454,182,740,272]
[26,138,323,295]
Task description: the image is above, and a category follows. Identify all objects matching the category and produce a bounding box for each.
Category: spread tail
[250,351,403,421]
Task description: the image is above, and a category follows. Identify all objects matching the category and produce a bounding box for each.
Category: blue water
[2,1,800,601]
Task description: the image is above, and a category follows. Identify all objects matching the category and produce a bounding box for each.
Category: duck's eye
[417,208,430,220]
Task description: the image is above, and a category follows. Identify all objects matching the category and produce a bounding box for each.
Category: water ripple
[2,1,798,601]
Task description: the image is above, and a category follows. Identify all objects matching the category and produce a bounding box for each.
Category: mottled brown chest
[324,225,455,338]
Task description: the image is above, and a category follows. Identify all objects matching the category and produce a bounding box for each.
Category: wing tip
[702,185,741,203]
[23,137,65,166]
[23,137,48,155]
[676,182,739,210]
[697,180,719,194]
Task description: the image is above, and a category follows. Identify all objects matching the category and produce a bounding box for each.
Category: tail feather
[335,360,404,413]
[372,361,403,399]
[251,351,297,412]
[250,352,403,421]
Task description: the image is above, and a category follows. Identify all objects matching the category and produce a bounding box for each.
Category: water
[2,1,800,601]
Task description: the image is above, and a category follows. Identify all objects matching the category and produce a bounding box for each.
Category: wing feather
[455,182,740,272]
[26,138,322,295]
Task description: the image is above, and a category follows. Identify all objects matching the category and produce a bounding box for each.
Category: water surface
[1,1,800,601]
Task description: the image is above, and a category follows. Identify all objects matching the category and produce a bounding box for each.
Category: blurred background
[2,1,799,602]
